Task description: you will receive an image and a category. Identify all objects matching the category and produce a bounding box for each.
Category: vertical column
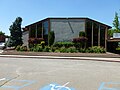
[29,26,31,38]
[92,22,94,47]
[98,24,100,46]
[42,23,44,38]
[105,27,108,51]
[35,24,37,38]
[85,19,87,48]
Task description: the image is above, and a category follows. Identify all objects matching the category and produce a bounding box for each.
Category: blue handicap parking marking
[98,82,120,90]
[0,79,36,90]
[40,82,75,90]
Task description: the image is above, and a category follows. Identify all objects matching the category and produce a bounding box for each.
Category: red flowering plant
[73,37,88,49]
[28,38,44,44]
[28,38,44,48]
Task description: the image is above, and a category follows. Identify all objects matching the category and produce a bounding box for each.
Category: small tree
[108,29,114,37]
[8,17,23,47]
[48,31,55,46]
[113,12,120,32]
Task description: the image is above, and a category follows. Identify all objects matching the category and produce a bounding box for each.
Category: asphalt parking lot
[0,57,120,90]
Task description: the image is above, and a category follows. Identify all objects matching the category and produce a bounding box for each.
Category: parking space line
[0,79,36,90]
[98,82,120,90]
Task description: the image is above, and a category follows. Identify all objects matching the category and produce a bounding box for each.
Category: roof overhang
[107,38,120,42]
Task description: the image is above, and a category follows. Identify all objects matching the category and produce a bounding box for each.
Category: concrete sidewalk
[0,50,120,62]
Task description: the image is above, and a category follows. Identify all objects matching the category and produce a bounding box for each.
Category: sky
[0,0,120,35]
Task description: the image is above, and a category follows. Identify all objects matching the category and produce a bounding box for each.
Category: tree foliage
[108,29,114,37]
[113,12,120,32]
[0,31,5,35]
[8,17,23,47]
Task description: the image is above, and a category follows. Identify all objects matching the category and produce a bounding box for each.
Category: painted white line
[58,82,70,90]
[0,78,6,81]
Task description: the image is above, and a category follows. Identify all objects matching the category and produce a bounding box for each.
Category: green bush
[53,42,74,48]
[43,46,51,52]
[54,49,60,53]
[50,45,59,52]
[66,47,78,53]
[16,45,28,51]
[30,44,43,52]
[16,45,21,51]
[60,47,67,53]
[79,48,86,53]
[88,46,106,53]
[116,47,120,50]
[48,31,55,46]
[59,46,78,53]
[79,31,86,37]
[116,47,120,54]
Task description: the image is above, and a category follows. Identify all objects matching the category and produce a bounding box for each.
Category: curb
[0,55,120,63]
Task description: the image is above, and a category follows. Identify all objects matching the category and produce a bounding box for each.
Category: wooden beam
[92,22,94,47]
[98,24,100,46]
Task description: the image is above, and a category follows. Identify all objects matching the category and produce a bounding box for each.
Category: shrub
[30,44,43,52]
[60,47,67,53]
[79,31,86,37]
[116,47,120,54]
[43,46,51,52]
[16,45,21,51]
[54,49,60,53]
[66,47,78,53]
[53,42,74,48]
[29,40,45,52]
[28,38,44,44]
[79,48,86,53]
[50,46,58,52]
[73,37,88,49]
[88,46,106,53]
[73,37,88,43]
[48,31,55,46]
[116,47,120,50]
[16,45,28,51]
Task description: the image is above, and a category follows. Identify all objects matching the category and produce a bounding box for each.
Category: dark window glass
[100,26,105,47]
[43,21,49,44]
[86,21,92,47]
[93,23,99,46]
[29,25,36,38]
[37,23,42,38]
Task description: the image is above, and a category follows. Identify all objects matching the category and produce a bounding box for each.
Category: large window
[43,21,49,44]
[86,21,92,47]
[100,26,106,47]
[29,25,36,38]
[37,23,42,38]
[93,23,99,46]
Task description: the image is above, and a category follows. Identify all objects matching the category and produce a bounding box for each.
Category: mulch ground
[1,50,120,58]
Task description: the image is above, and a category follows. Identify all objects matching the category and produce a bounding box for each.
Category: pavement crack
[0,74,20,87]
